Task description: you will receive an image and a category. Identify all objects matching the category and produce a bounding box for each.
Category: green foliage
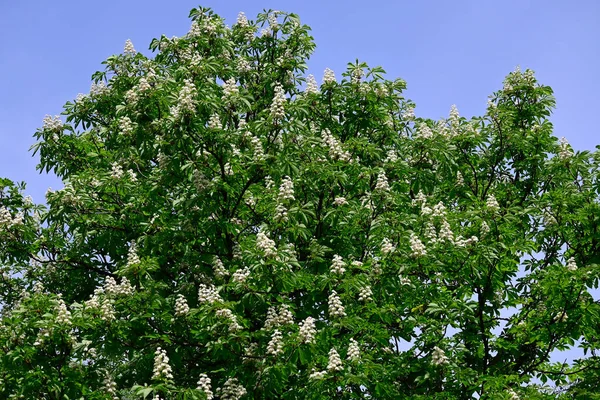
[2,6,600,399]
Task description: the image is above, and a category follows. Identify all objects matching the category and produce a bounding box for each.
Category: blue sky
[1,1,599,201]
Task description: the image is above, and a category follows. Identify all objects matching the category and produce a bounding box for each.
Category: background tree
[1,6,600,399]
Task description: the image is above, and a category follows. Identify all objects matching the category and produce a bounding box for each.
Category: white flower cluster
[309,369,327,380]
[175,294,190,316]
[42,115,63,131]
[358,285,373,302]
[416,123,433,139]
[237,58,251,74]
[126,243,140,267]
[197,373,214,399]
[256,230,277,257]
[264,304,294,329]
[327,348,343,372]
[216,308,242,331]
[104,276,134,296]
[90,81,109,96]
[100,298,115,321]
[278,176,295,202]
[198,284,222,304]
[323,68,336,84]
[347,338,360,361]
[330,254,346,275]
[409,233,427,257]
[222,78,239,101]
[213,257,229,278]
[250,135,265,162]
[375,170,390,192]
[55,299,72,325]
[124,39,136,55]
[217,377,247,400]
[328,290,346,318]
[267,329,284,355]
[152,347,174,380]
[171,79,197,119]
[381,238,395,255]
[111,162,124,179]
[138,77,151,92]
[104,373,118,399]
[431,346,449,366]
[481,221,490,236]
[566,257,578,271]
[456,171,464,186]
[486,194,500,211]
[403,108,415,121]
[333,196,347,206]
[208,113,222,130]
[119,116,134,135]
[270,84,286,120]
[508,389,520,400]
[558,137,573,159]
[0,207,24,228]
[384,150,398,163]
[321,129,351,161]
[232,267,251,284]
[298,316,317,344]
[305,74,319,94]
[236,12,249,27]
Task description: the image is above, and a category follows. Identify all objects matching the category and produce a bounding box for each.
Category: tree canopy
[2,6,600,399]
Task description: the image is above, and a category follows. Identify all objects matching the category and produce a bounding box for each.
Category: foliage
[2,6,600,399]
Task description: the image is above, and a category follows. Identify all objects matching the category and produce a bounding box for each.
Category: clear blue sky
[1,0,598,367]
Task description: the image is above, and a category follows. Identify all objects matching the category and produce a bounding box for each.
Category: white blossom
[222,78,239,101]
[486,194,500,211]
[90,81,109,96]
[208,113,222,130]
[232,267,251,284]
[381,238,395,255]
[416,123,433,139]
[278,176,295,201]
[409,233,427,257]
[103,373,118,399]
[566,257,578,271]
[171,79,197,118]
[217,378,247,400]
[558,137,573,159]
[270,84,286,120]
[358,286,373,302]
[384,150,398,163]
[197,373,214,399]
[456,171,464,186]
[236,12,249,27]
[100,298,115,321]
[438,220,454,243]
[347,338,360,361]
[43,115,63,131]
[328,290,346,318]
[198,284,222,304]
[216,308,242,331]
[375,170,390,192]
[323,68,336,84]
[481,221,490,236]
[237,58,251,74]
[305,74,319,94]
[309,369,327,380]
[124,39,136,55]
[267,329,284,355]
[56,299,72,325]
[298,317,317,344]
[213,257,229,278]
[175,294,190,316]
[321,129,351,161]
[256,230,277,257]
[508,389,520,400]
[330,254,346,274]
[152,347,174,380]
[327,348,343,372]
[333,197,347,206]
[138,77,151,92]
[431,346,449,366]
[119,116,134,135]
